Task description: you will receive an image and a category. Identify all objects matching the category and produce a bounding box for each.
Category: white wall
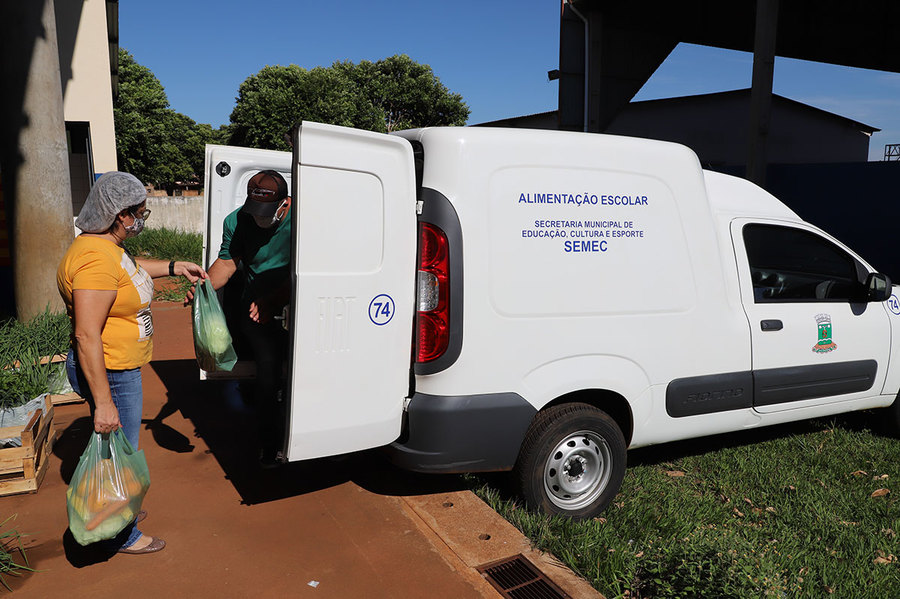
[58,0,117,174]
[146,196,204,234]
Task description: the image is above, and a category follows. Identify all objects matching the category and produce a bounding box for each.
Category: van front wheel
[514,403,626,520]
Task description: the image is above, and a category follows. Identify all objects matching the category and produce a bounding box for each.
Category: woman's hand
[183,258,235,306]
[173,261,207,283]
[93,400,121,434]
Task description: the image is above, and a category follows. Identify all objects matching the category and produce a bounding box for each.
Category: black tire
[514,402,626,520]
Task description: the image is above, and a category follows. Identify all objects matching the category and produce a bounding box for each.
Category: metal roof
[570,0,900,74]
[475,90,880,133]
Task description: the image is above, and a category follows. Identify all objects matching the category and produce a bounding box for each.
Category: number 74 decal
[888,294,900,316]
[368,294,395,326]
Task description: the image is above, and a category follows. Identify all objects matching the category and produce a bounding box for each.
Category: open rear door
[203,145,292,270]
[202,145,292,379]
[285,122,417,461]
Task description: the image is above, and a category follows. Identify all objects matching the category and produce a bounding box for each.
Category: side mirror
[866,272,892,302]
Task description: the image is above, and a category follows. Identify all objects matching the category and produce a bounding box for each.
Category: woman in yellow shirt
[57,172,206,555]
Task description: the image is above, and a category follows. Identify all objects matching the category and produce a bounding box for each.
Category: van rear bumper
[386,392,536,473]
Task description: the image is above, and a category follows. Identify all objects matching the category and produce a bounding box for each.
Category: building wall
[712,161,900,280]
[56,0,117,174]
[476,112,559,130]
[607,94,871,166]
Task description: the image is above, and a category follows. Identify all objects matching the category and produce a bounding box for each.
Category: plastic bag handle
[88,427,136,460]
[192,278,215,334]
[110,427,138,456]
[198,278,213,301]
[79,431,103,463]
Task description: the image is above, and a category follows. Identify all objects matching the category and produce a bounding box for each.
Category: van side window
[743,224,862,303]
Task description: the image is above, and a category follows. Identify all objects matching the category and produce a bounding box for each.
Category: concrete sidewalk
[3,302,599,598]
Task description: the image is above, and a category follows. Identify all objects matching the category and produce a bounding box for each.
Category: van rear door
[285,122,417,461]
[202,144,292,379]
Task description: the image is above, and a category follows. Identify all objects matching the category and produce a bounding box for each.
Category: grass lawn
[471,412,900,598]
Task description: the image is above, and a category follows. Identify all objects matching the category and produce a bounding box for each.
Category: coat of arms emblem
[813,313,837,353]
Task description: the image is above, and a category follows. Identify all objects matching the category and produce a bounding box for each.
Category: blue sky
[120,0,900,161]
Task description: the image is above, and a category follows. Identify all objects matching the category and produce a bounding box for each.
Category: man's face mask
[252,200,287,229]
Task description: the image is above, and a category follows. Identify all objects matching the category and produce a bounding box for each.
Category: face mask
[124,215,145,237]
[252,214,278,229]
[252,201,287,229]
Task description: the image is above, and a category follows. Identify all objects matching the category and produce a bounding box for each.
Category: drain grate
[478,554,571,599]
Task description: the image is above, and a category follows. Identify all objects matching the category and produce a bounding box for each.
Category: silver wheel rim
[543,429,612,511]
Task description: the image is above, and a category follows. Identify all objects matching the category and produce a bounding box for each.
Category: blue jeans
[66,349,145,550]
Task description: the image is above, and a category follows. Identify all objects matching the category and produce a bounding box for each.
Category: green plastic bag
[192,278,237,372]
[66,430,151,546]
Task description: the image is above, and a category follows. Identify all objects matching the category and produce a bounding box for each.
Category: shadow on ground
[44,360,466,568]
[50,358,468,566]
[146,358,468,505]
[53,357,896,512]
[53,414,93,484]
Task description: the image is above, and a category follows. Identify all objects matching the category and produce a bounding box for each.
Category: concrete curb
[402,490,603,598]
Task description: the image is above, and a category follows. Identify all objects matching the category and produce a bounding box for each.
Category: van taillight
[416,222,449,362]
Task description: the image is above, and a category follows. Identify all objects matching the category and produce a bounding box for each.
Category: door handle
[760,319,783,331]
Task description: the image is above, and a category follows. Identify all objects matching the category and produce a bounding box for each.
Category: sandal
[136,509,147,523]
[117,536,166,555]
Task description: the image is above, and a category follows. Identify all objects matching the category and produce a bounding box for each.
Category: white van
[203,122,900,518]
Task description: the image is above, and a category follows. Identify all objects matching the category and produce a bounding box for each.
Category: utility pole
[0,0,74,320]
[746,0,779,187]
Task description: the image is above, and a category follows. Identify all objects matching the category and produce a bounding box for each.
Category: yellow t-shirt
[57,236,154,370]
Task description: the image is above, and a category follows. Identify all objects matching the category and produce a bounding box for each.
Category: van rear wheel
[514,403,626,519]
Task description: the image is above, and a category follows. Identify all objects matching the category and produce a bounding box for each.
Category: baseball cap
[242,170,288,217]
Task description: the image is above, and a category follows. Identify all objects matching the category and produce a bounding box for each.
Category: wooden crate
[46,353,85,406]
[49,391,84,406]
[0,394,57,496]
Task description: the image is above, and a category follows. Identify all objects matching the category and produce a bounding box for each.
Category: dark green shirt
[218,207,291,304]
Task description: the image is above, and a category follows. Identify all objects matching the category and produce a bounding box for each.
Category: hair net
[75,172,147,233]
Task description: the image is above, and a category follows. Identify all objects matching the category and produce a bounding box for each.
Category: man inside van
[187,169,292,467]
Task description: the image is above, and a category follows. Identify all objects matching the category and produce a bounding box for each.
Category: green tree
[228,55,469,150]
[353,54,470,133]
[228,64,360,150]
[167,113,219,181]
[114,49,218,188]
